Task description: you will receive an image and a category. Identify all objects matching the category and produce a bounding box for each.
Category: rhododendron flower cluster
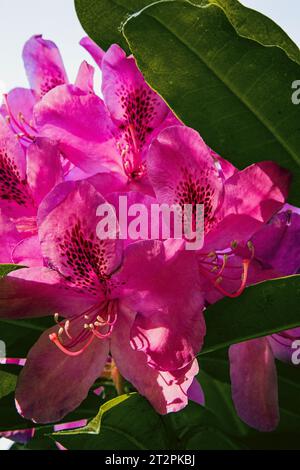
[0,35,299,432]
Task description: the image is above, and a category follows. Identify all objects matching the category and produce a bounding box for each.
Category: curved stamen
[3,94,36,143]
[50,300,118,356]
[49,332,95,357]
[92,326,114,340]
[119,128,146,181]
[211,260,250,299]
[199,241,254,299]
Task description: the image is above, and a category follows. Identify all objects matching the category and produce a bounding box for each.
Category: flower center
[49,300,118,356]
[119,125,147,182]
[116,84,158,182]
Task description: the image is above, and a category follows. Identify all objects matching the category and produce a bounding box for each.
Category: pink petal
[229,338,279,432]
[26,138,63,205]
[187,377,205,406]
[80,37,105,69]
[0,210,23,262]
[268,328,300,364]
[209,148,237,181]
[102,44,169,127]
[35,85,122,174]
[1,88,36,126]
[39,181,123,296]
[148,126,223,233]
[219,161,291,223]
[16,325,109,423]
[75,61,95,94]
[23,35,68,98]
[111,304,199,414]
[251,209,300,276]
[12,235,43,267]
[116,240,205,371]
[0,116,34,217]
[0,267,93,319]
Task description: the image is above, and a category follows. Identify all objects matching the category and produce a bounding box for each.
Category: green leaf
[195,0,300,65]
[0,370,17,399]
[75,0,300,65]
[0,264,25,278]
[54,394,172,450]
[201,276,300,354]
[0,317,53,358]
[74,0,148,54]
[117,0,300,204]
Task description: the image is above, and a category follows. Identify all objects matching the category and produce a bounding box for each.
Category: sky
[0,0,300,96]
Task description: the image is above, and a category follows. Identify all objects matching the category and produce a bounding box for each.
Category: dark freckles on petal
[176,166,216,231]
[40,71,65,97]
[0,147,32,207]
[116,84,158,150]
[57,219,114,296]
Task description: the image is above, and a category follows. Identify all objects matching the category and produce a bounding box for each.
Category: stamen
[3,94,36,143]
[64,320,72,340]
[50,301,119,356]
[49,333,95,357]
[199,241,254,299]
[210,259,250,299]
[92,327,113,340]
[128,124,140,160]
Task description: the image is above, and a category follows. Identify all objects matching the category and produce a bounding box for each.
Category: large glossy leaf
[197,0,300,64]
[201,276,300,354]
[75,0,300,64]
[54,394,173,450]
[121,0,300,204]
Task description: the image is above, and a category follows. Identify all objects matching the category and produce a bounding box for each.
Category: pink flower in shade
[146,125,294,432]
[34,40,180,190]
[0,180,205,423]
[228,206,300,432]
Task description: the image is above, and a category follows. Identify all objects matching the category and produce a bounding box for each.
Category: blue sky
[0,0,300,95]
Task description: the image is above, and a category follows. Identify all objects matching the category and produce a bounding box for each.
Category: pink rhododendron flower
[0,181,205,423]
[34,41,180,190]
[1,32,299,437]
[147,125,294,432]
